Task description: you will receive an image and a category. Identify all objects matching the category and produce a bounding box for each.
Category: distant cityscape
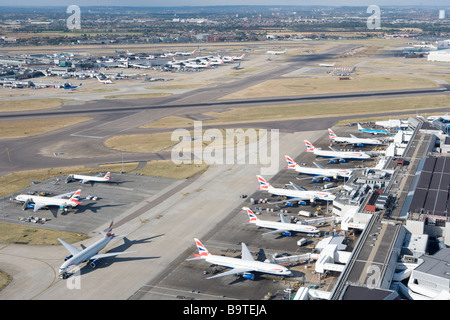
[1,6,449,46]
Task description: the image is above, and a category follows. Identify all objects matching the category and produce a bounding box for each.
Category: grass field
[220,74,439,100]
[141,95,450,128]
[0,117,93,140]
[0,98,69,112]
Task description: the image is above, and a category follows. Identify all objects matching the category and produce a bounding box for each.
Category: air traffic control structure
[296,116,450,300]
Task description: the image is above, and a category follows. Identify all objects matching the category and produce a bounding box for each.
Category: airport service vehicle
[256,175,335,203]
[266,49,287,55]
[70,172,112,184]
[187,238,291,280]
[244,207,319,236]
[285,155,352,180]
[15,189,83,212]
[304,140,371,162]
[328,129,383,146]
[58,221,135,279]
[357,123,389,135]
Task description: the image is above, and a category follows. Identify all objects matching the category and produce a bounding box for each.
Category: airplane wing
[288,182,306,191]
[90,251,136,260]
[279,214,290,224]
[206,268,254,280]
[268,197,306,204]
[262,229,291,236]
[52,191,75,199]
[33,201,47,212]
[58,238,81,256]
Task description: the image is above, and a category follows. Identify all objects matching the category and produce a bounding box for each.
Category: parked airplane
[231,62,243,70]
[229,53,246,61]
[266,49,287,55]
[15,189,83,213]
[97,76,113,84]
[319,62,336,67]
[63,83,82,90]
[58,220,136,279]
[187,238,291,280]
[244,207,319,236]
[184,62,211,69]
[427,113,450,123]
[257,175,335,203]
[285,155,352,180]
[175,49,197,56]
[69,172,111,184]
[328,128,383,146]
[357,123,389,135]
[304,140,371,162]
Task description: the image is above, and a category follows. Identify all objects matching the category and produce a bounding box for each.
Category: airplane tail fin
[357,123,363,130]
[104,172,111,181]
[256,175,270,190]
[243,207,259,223]
[193,238,210,258]
[70,189,82,205]
[285,155,298,169]
[328,128,337,140]
[304,140,316,152]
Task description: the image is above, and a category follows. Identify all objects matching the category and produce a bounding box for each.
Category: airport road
[0,129,323,300]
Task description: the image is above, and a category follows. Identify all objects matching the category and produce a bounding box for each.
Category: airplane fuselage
[265,186,335,201]
[15,194,76,209]
[331,137,382,146]
[201,254,291,276]
[251,220,319,234]
[294,165,352,179]
[72,175,109,183]
[312,149,370,160]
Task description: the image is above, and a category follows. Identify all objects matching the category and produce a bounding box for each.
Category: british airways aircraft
[15,189,83,213]
[244,207,319,236]
[285,155,352,180]
[304,140,371,162]
[58,221,136,279]
[70,172,112,184]
[328,128,383,146]
[187,238,291,280]
[257,175,335,203]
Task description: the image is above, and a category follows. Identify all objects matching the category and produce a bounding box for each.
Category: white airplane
[357,123,389,135]
[244,207,319,236]
[227,53,246,61]
[285,155,352,180]
[328,128,383,146]
[96,76,113,84]
[257,175,335,203]
[427,113,450,123]
[15,189,83,213]
[70,172,111,184]
[266,49,287,55]
[304,140,371,162]
[187,238,291,280]
[319,62,336,67]
[184,62,210,69]
[175,49,197,56]
[58,221,136,279]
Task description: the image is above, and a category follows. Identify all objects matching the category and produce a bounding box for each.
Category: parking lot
[0,172,179,234]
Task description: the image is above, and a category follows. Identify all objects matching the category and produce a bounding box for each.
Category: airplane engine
[339,159,346,163]
[329,159,337,164]
[312,178,320,183]
[90,259,100,268]
[243,272,255,280]
[324,177,331,182]
[357,143,364,147]
[282,231,292,237]
[64,254,73,261]
[298,201,307,206]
